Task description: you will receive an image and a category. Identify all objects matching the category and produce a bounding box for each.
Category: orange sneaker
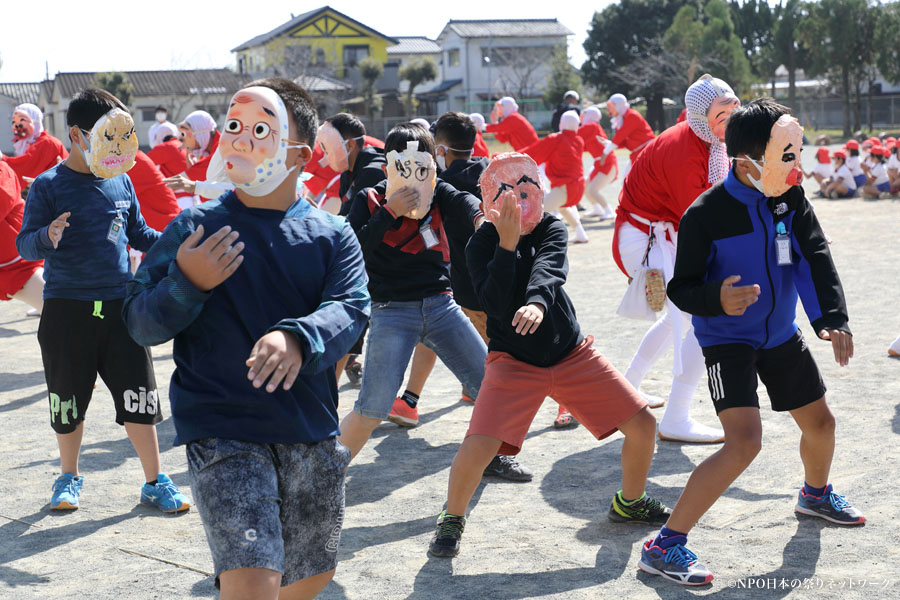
[387,397,419,427]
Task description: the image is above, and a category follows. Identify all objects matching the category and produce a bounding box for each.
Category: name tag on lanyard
[419,216,438,249]
[774,222,791,266]
[107,210,124,244]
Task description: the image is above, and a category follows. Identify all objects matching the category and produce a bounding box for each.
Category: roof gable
[232,6,398,52]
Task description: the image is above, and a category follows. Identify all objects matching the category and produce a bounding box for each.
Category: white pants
[618,222,705,422]
[544,185,583,230]
[585,166,617,208]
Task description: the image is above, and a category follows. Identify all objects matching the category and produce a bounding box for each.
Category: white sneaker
[602,207,616,220]
[570,230,589,244]
[658,418,725,443]
[26,308,40,317]
[584,206,605,218]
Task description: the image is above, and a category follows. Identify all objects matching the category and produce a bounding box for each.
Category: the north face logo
[775,202,788,215]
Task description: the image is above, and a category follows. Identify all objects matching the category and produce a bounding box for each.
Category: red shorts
[466,336,646,454]
[0,258,42,300]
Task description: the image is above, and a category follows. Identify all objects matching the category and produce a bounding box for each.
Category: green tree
[663,0,753,95]
[357,57,383,123]
[874,1,900,85]
[398,58,438,117]
[582,0,690,130]
[728,0,776,79]
[542,48,582,109]
[767,0,812,109]
[798,0,876,136]
[94,72,134,107]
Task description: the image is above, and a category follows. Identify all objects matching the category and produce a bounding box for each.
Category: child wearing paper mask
[428,152,672,559]
[468,113,490,157]
[577,106,618,220]
[147,121,186,177]
[2,103,69,189]
[340,123,487,462]
[602,93,655,172]
[125,78,369,600]
[163,110,223,208]
[16,88,190,515]
[643,98,863,587]
[484,97,539,152]
[318,114,387,219]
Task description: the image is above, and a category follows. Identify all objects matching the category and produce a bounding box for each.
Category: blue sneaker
[795,484,865,525]
[638,537,714,586]
[50,473,83,510]
[140,473,191,513]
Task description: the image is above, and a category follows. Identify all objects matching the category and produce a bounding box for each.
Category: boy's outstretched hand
[819,329,853,367]
[176,224,245,292]
[47,212,71,248]
[246,330,304,392]
[491,191,521,251]
[720,275,761,316]
[512,302,545,335]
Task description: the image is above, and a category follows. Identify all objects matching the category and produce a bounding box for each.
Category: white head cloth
[13,103,43,155]
[151,122,179,148]
[469,113,486,131]
[410,118,431,130]
[183,110,218,157]
[564,90,579,101]
[608,94,628,131]
[581,106,601,125]
[559,110,580,132]
[500,97,518,117]
[685,74,736,183]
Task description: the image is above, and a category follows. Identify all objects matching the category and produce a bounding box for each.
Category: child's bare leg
[404,344,437,396]
[788,397,834,489]
[57,422,85,475]
[446,435,503,516]
[615,406,657,499]
[124,422,161,482]
[664,407,762,533]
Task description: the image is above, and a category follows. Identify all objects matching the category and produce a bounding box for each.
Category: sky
[0,1,615,83]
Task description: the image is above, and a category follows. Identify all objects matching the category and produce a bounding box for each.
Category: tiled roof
[418,79,463,96]
[443,19,573,39]
[53,69,249,100]
[388,37,442,55]
[232,6,397,52]
[294,73,352,93]
[0,82,41,105]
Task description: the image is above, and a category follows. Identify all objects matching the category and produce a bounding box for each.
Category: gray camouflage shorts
[186,436,350,587]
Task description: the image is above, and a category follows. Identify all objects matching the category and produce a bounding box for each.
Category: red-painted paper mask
[480,152,544,234]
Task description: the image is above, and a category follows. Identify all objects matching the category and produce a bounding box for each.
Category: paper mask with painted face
[745,114,804,197]
[480,152,544,235]
[207,86,309,197]
[80,109,138,178]
[12,110,34,141]
[385,140,437,220]
[317,122,349,172]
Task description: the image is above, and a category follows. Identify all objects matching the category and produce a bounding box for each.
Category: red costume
[676,108,687,123]
[147,138,187,178]
[3,131,68,187]
[126,151,181,232]
[522,129,585,207]
[577,122,618,179]
[612,120,710,275]
[0,162,42,300]
[185,130,220,183]
[473,131,490,157]
[610,108,655,159]
[305,136,384,200]
[485,113,539,152]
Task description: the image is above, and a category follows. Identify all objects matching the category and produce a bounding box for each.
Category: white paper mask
[80,108,138,178]
[385,140,437,219]
[317,122,349,172]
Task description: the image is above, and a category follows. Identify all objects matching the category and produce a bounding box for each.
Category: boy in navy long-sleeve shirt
[639,99,864,587]
[16,88,189,514]
[123,79,369,598]
[429,153,669,559]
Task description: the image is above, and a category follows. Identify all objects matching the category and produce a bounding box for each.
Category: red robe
[577,122,618,179]
[3,131,69,188]
[485,112,539,151]
[610,108,655,160]
[612,120,710,275]
[177,130,221,204]
[0,161,42,299]
[305,136,384,199]
[126,151,181,232]
[676,108,687,124]
[147,138,187,178]
[522,129,585,207]
[473,131,490,157]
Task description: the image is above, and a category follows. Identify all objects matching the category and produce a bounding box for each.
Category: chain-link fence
[790,96,900,132]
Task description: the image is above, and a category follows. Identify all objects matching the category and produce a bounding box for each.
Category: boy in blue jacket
[17,88,189,514]
[124,78,369,598]
[640,98,864,586]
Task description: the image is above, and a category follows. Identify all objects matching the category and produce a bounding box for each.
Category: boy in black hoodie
[429,152,669,558]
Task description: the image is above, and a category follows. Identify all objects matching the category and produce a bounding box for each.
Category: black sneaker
[344,358,362,387]
[428,511,466,558]
[483,455,533,482]
[608,492,672,524]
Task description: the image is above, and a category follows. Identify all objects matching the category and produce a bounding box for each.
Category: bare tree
[489,46,554,100]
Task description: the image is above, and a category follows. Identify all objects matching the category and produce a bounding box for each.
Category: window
[343,45,369,68]
[481,46,553,68]
[140,109,157,122]
[448,49,460,67]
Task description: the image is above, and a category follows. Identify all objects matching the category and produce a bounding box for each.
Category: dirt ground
[2,146,899,599]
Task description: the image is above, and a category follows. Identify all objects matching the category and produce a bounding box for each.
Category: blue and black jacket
[667,168,850,350]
